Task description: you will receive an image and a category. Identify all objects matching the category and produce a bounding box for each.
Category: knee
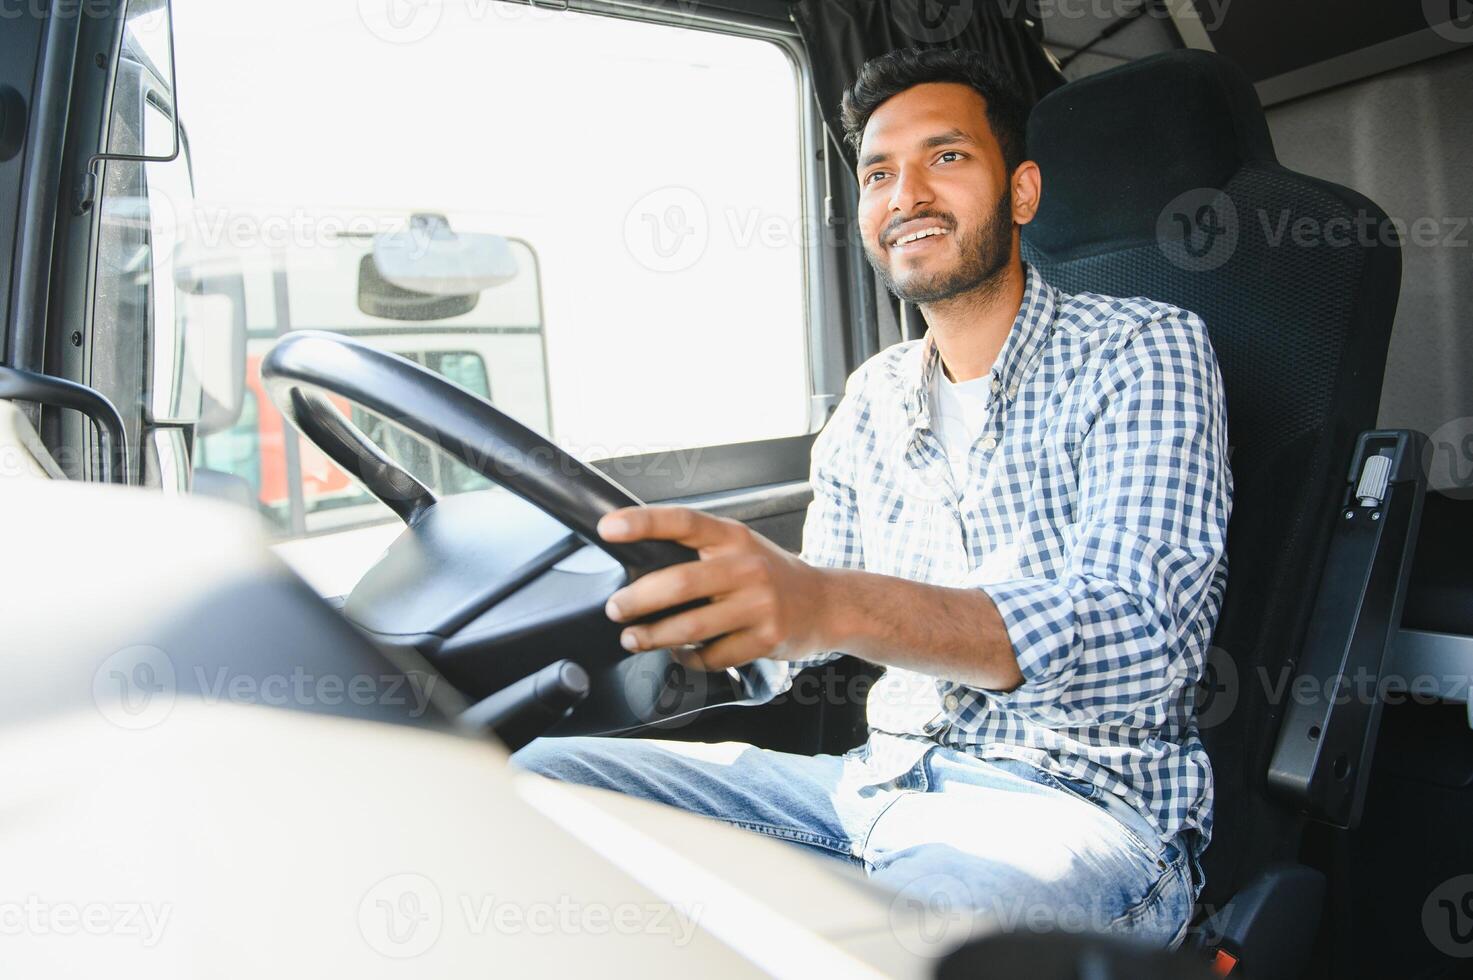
[508,735,619,785]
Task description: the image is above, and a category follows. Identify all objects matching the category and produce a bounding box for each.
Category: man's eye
[863,171,889,185]
[938,151,963,163]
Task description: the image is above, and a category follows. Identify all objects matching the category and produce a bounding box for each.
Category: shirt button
[979,436,997,451]
[989,378,1001,394]
[943,694,960,712]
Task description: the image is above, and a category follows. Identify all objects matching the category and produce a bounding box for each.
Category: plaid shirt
[747,263,1231,873]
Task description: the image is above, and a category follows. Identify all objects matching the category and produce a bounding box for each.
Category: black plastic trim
[1267,429,1429,827]
[6,1,82,374]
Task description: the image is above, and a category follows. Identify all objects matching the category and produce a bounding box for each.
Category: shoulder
[824,339,926,423]
[848,339,926,396]
[811,340,921,467]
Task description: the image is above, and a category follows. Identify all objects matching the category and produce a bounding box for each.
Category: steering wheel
[260,330,747,736]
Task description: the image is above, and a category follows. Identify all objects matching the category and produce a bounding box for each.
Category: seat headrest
[1025,50,1276,255]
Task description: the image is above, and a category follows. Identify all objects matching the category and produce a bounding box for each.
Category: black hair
[840,47,1030,175]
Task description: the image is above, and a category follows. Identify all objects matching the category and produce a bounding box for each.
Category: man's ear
[1010,161,1042,226]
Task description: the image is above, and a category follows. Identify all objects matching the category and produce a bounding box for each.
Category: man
[514,47,1230,948]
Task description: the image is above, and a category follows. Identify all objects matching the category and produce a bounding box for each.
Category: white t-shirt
[931,367,993,485]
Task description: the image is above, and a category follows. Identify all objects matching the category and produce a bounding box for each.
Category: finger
[597,505,740,551]
[672,629,770,672]
[606,552,757,623]
[618,591,761,653]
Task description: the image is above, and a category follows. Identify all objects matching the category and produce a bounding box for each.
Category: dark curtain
[791,0,1065,171]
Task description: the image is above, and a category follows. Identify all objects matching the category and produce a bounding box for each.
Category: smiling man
[514,48,1231,947]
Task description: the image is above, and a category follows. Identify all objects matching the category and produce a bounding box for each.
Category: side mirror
[142,107,202,427]
[358,213,518,321]
[143,117,246,435]
[179,254,248,437]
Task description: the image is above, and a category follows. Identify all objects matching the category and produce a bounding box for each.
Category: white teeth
[892,227,948,247]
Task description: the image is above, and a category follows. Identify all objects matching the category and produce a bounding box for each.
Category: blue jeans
[511,731,1195,949]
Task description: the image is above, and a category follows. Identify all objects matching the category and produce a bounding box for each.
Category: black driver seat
[1021,50,1402,970]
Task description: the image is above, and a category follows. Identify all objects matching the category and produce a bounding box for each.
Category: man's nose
[888,165,934,216]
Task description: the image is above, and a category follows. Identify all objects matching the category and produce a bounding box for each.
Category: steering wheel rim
[259,330,697,580]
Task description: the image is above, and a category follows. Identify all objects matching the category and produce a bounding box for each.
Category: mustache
[881,210,955,245]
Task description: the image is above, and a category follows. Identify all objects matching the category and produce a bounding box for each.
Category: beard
[867,186,1015,306]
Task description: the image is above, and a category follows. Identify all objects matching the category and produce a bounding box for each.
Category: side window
[165,0,812,549]
[83,0,818,589]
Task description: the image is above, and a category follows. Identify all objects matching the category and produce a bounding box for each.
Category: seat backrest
[1021,50,1401,907]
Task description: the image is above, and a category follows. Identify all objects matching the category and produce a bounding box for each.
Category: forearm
[815,567,1024,692]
